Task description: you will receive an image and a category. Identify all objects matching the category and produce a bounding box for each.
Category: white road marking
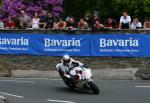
[49,79,62,81]
[0,95,6,100]
[47,99,75,103]
[9,78,49,80]
[0,80,34,83]
[0,77,61,81]
[15,81,34,83]
[0,92,24,98]
[135,86,150,88]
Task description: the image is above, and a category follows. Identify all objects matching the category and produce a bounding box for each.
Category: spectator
[78,18,88,29]
[66,16,70,22]
[66,17,77,30]
[6,17,16,29]
[39,11,47,29]
[144,18,150,29]
[32,13,40,29]
[119,11,131,29]
[0,19,4,29]
[19,10,31,29]
[46,13,54,29]
[131,18,142,29]
[90,13,102,30]
[94,20,104,29]
[84,13,91,26]
[105,18,116,29]
[54,18,66,30]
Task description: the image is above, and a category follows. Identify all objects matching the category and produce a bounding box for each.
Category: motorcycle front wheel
[63,78,76,89]
[88,81,100,94]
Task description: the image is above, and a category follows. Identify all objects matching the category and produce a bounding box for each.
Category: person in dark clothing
[105,18,116,29]
[66,17,77,30]
[46,13,54,29]
[39,11,47,29]
[89,13,101,30]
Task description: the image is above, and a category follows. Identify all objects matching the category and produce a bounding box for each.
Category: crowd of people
[0,10,150,30]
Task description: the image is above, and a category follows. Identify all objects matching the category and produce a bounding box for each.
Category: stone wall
[1,55,149,71]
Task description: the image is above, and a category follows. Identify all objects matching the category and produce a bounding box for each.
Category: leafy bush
[0,0,63,19]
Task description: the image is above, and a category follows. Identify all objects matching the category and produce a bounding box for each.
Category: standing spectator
[6,17,16,29]
[84,13,91,26]
[0,19,4,29]
[66,17,77,30]
[32,13,40,29]
[131,18,142,29]
[119,11,131,29]
[39,11,47,29]
[144,18,150,29]
[54,18,66,30]
[78,18,88,29]
[105,18,116,29]
[90,12,102,30]
[19,10,31,29]
[46,13,54,29]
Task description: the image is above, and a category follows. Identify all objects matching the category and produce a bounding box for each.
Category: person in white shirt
[0,19,4,29]
[32,13,40,29]
[119,11,131,29]
[131,18,142,29]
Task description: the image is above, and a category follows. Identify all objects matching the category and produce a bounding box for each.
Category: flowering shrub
[0,0,63,19]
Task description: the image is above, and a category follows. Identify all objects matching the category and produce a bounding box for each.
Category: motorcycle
[62,66,100,94]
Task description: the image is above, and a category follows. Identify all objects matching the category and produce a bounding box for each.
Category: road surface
[0,78,150,103]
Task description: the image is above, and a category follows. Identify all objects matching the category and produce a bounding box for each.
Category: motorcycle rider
[56,54,84,86]
[56,54,84,78]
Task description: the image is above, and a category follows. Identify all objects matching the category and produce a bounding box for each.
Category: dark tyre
[88,81,100,94]
[63,79,76,89]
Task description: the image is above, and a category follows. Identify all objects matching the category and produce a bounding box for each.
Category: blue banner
[0,33,150,57]
[0,34,90,56]
[91,34,150,57]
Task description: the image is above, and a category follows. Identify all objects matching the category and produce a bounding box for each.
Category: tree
[64,0,150,22]
[64,0,96,18]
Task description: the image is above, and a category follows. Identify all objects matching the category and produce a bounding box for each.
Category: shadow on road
[52,86,97,95]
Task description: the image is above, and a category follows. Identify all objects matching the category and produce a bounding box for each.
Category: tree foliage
[64,0,150,22]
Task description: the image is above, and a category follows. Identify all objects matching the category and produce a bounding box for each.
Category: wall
[0,29,150,79]
[0,55,150,70]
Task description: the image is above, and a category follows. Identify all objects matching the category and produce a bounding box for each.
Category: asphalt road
[0,78,150,103]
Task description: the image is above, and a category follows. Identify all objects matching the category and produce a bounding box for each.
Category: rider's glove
[82,64,87,68]
[80,76,86,81]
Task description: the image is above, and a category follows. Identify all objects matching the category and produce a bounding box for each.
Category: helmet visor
[63,59,70,64]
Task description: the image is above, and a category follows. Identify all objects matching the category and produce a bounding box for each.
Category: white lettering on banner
[0,37,29,45]
[44,38,81,47]
[100,38,139,47]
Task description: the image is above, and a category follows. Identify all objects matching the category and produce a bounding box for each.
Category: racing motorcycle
[62,66,100,94]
